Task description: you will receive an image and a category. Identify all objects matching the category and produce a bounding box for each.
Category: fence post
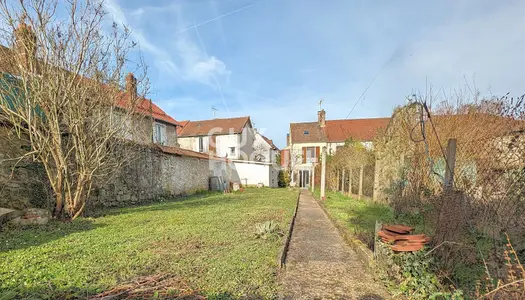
[311,163,315,193]
[336,169,340,192]
[359,165,364,200]
[341,169,345,193]
[373,154,381,202]
[320,146,327,200]
[349,168,353,195]
[444,139,457,192]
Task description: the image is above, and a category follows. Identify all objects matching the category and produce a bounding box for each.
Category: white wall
[178,136,209,153]
[231,160,278,188]
[253,132,278,163]
[216,134,240,159]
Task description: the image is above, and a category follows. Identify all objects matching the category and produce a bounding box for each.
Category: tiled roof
[259,133,279,150]
[157,145,227,161]
[178,116,251,137]
[290,122,327,144]
[290,118,390,144]
[1,42,180,127]
[177,120,190,135]
[325,118,390,142]
[115,92,180,126]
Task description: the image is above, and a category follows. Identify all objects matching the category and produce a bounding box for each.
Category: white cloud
[104,0,230,86]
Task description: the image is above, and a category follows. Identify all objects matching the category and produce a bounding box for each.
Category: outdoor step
[0,207,23,224]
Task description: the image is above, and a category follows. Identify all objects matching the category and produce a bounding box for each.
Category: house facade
[253,131,279,163]
[284,109,389,187]
[177,116,256,160]
[118,73,180,147]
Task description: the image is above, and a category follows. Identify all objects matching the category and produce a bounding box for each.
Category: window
[304,130,309,135]
[198,137,204,152]
[229,147,236,156]
[303,146,318,163]
[153,122,167,145]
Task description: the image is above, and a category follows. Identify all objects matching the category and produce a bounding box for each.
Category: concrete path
[279,191,390,300]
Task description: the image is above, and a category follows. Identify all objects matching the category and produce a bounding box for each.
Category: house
[284,109,389,187]
[253,130,279,163]
[117,73,181,147]
[177,116,256,160]
[0,22,181,148]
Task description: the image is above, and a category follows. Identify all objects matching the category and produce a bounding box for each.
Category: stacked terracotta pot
[378,224,431,252]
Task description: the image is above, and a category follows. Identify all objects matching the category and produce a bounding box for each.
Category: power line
[345,50,413,119]
[345,60,389,119]
[176,1,261,34]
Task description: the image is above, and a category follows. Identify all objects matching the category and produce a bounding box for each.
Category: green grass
[313,189,395,247]
[0,188,298,299]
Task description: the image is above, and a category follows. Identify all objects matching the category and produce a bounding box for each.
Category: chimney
[286,133,290,146]
[14,21,37,71]
[318,109,326,127]
[125,72,137,99]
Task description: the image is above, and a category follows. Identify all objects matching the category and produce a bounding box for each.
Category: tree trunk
[53,174,64,218]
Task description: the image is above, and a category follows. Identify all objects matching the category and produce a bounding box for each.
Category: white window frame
[153,122,167,145]
[198,136,204,152]
[306,147,317,163]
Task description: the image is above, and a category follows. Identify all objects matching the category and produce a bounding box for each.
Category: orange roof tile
[178,117,251,137]
[260,133,279,150]
[157,145,227,161]
[290,117,390,144]
[1,40,180,127]
[324,118,390,142]
[116,92,180,126]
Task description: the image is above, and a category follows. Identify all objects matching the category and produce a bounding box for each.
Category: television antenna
[212,106,219,118]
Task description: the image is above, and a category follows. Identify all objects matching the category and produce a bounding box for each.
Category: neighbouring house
[283,109,390,187]
[117,73,181,147]
[177,116,256,160]
[0,22,181,148]
[253,130,279,163]
[0,21,237,211]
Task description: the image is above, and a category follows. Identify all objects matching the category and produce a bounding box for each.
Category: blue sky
[104,0,525,148]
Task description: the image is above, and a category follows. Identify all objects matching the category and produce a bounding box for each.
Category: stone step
[0,207,23,224]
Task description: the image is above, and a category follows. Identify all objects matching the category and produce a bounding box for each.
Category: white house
[253,131,279,163]
[177,116,256,160]
[284,109,390,187]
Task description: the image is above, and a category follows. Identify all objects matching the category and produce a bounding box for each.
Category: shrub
[278,170,290,187]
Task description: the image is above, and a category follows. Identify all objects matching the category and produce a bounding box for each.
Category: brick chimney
[125,72,137,99]
[286,133,290,146]
[318,109,326,127]
[14,21,37,71]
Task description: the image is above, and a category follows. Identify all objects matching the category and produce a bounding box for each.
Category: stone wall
[87,145,231,209]
[0,126,51,210]
[0,127,230,211]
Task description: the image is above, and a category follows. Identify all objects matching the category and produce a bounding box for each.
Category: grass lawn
[313,190,395,248]
[0,188,298,299]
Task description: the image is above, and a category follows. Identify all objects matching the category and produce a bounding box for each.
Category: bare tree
[0,0,148,219]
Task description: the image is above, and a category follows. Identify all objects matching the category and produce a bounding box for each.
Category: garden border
[278,189,301,268]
